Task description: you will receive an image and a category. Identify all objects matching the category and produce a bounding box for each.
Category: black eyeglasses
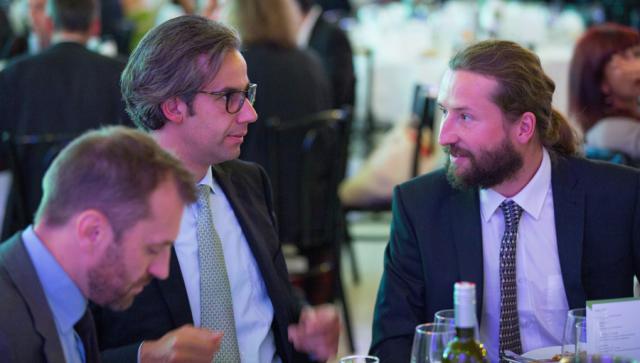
[198,83,257,114]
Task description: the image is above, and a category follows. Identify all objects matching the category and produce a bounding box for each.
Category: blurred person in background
[294,0,355,109]
[569,22,640,159]
[0,0,129,137]
[227,0,332,246]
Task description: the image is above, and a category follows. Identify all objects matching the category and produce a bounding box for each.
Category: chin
[106,293,137,311]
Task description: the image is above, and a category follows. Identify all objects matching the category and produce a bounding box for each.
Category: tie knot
[499,200,523,231]
[197,184,211,207]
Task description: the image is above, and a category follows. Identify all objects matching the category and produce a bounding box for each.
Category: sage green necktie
[196,184,240,362]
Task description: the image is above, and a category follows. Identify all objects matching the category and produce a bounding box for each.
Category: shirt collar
[297,5,322,47]
[22,226,87,333]
[479,148,551,222]
[198,167,223,196]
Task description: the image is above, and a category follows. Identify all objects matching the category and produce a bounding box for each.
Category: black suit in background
[307,15,355,109]
[92,160,314,363]
[239,43,331,245]
[370,154,640,362]
[0,42,130,240]
[0,41,130,135]
[0,233,101,363]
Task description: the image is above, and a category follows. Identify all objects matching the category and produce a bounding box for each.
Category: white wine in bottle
[442,282,488,363]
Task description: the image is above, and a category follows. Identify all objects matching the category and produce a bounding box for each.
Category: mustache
[443,144,473,158]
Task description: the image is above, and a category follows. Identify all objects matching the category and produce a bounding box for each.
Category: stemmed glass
[434,309,479,339]
[575,321,588,358]
[410,322,455,363]
[561,308,586,357]
[339,355,380,363]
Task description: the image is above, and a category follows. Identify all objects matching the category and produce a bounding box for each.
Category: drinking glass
[434,309,455,328]
[561,308,586,356]
[410,322,455,363]
[575,321,588,357]
[434,309,479,339]
[339,355,379,363]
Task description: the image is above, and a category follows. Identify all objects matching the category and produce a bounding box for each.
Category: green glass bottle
[442,282,488,363]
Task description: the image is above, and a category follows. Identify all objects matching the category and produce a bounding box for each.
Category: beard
[445,136,523,190]
[88,242,142,311]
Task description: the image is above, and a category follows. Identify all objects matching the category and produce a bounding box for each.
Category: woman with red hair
[569,23,640,159]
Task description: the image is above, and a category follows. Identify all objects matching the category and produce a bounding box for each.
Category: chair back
[1,132,75,240]
[411,83,437,178]
[266,107,352,250]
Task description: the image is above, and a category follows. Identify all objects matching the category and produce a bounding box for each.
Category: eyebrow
[438,102,473,113]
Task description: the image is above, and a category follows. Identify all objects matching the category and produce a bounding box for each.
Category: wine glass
[434,309,479,339]
[434,309,455,328]
[575,321,588,357]
[561,308,586,356]
[339,355,379,363]
[410,322,455,363]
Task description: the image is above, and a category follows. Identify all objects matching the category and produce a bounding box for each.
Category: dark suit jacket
[92,160,313,363]
[0,233,101,363]
[308,15,355,109]
[370,154,640,362]
[0,41,130,136]
[0,42,130,240]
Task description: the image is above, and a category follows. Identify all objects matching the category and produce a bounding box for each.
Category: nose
[148,248,171,280]
[238,100,258,124]
[438,114,457,146]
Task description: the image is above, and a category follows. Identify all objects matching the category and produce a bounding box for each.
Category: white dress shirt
[174,169,281,363]
[478,149,569,361]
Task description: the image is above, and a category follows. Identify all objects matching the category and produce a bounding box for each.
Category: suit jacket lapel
[448,189,485,318]
[1,234,66,362]
[156,248,193,327]
[551,156,586,309]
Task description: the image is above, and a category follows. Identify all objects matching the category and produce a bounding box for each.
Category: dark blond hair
[450,40,580,156]
[122,15,241,131]
[227,0,299,48]
[35,126,196,239]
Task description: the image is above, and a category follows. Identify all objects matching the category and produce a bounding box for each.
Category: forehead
[202,49,249,90]
[437,69,500,110]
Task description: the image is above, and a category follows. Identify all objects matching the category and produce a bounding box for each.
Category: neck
[52,31,91,45]
[33,223,88,297]
[492,145,543,198]
[152,128,209,182]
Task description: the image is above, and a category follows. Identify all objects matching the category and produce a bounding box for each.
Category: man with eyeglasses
[91,16,340,363]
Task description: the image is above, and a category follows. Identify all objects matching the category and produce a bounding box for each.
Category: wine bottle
[442,282,488,363]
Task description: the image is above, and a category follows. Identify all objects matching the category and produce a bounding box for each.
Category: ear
[75,209,113,254]
[161,97,189,124]
[513,111,536,144]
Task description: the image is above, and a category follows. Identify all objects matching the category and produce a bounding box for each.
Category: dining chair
[266,106,356,352]
[0,132,76,241]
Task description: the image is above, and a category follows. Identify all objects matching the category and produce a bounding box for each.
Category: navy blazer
[92,160,313,363]
[371,153,640,362]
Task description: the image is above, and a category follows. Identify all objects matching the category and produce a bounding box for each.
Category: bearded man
[370,40,640,363]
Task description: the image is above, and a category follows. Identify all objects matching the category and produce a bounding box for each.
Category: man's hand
[140,325,222,363]
[287,304,341,361]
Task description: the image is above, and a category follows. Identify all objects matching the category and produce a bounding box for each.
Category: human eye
[439,106,448,116]
[460,113,473,121]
